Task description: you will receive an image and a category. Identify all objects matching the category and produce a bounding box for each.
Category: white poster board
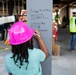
[5,16,15,23]
[0,17,5,25]
[27,0,52,75]
[0,15,15,25]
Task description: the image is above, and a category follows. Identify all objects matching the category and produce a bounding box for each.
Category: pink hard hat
[9,21,34,45]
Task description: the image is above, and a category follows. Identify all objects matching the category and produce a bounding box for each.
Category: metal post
[22,0,24,9]
[14,0,15,14]
[6,0,8,15]
[2,1,4,16]
[27,0,52,75]
[18,0,20,14]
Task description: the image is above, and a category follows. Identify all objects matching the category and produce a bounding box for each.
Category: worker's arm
[34,30,49,58]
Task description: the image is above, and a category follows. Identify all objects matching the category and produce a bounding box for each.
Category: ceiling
[53,0,76,11]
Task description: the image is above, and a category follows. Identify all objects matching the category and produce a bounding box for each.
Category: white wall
[60,6,67,24]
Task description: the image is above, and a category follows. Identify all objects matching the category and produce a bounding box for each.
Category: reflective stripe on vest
[70,17,76,32]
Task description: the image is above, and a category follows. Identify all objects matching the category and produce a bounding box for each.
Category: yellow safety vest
[70,17,76,32]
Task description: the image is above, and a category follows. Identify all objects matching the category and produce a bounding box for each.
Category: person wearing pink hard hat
[5,21,48,75]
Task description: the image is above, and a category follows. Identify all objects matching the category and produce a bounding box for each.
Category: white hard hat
[21,9,27,15]
[72,9,76,13]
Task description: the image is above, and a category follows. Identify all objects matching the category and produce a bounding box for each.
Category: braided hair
[11,38,33,70]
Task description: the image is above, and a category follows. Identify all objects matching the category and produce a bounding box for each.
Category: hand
[34,30,41,40]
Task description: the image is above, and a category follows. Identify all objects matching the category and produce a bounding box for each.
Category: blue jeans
[70,34,76,50]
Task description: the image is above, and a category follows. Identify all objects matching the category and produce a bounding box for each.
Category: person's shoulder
[29,48,45,55]
[33,48,46,61]
[33,48,41,51]
[29,48,43,52]
[33,48,45,54]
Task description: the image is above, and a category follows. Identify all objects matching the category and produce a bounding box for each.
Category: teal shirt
[5,48,46,75]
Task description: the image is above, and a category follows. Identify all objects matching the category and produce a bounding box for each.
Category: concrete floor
[0,41,11,75]
[52,27,76,75]
[0,27,76,75]
[0,50,10,75]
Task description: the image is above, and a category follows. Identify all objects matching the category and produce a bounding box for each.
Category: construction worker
[69,9,76,52]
